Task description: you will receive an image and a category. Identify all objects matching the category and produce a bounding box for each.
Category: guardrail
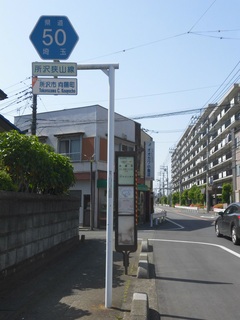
[175,205,199,211]
[150,210,167,227]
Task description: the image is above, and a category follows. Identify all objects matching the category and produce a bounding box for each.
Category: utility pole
[90,155,95,231]
[206,118,210,213]
[31,94,37,135]
[159,165,168,203]
[178,153,182,205]
[232,128,236,203]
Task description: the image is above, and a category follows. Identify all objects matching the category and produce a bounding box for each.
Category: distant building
[0,114,20,132]
[0,89,7,101]
[171,84,240,207]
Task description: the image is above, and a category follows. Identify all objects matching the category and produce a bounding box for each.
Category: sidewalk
[0,229,142,320]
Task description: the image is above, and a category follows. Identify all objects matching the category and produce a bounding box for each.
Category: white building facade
[15,105,153,227]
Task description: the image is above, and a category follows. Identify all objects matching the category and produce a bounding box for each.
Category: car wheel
[215,222,222,237]
[231,226,240,245]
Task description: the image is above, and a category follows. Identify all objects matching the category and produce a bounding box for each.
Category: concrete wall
[0,191,79,280]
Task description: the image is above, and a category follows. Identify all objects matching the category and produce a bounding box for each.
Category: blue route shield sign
[30,16,79,60]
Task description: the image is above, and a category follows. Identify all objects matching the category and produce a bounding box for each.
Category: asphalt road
[138,206,240,320]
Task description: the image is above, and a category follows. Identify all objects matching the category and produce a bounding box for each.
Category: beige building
[15,105,154,227]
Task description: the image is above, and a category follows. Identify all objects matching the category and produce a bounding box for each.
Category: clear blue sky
[1,0,240,184]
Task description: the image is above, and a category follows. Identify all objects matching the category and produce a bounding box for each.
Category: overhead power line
[188,0,217,33]
[188,31,240,40]
[131,107,204,120]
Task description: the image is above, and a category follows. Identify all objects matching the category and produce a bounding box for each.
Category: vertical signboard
[145,141,155,180]
[115,152,137,273]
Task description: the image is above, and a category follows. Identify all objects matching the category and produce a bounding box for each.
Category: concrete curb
[137,240,149,279]
[137,253,149,279]
[130,239,150,319]
[130,292,149,320]
[141,239,149,252]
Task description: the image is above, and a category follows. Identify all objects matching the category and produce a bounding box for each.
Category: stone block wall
[0,191,79,279]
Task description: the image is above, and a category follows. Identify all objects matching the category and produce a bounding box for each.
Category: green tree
[188,185,204,205]
[181,189,188,206]
[188,185,197,204]
[0,131,75,194]
[222,183,232,204]
[160,195,168,205]
[172,191,180,206]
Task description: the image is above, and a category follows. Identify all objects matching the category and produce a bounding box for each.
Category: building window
[237,165,240,176]
[120,144,134,151]
[59,137,81,161]
[225,118,231,129]
[236,137,240,148]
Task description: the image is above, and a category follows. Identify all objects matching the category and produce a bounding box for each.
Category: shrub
[190,203,204,208]
[213,203,224,209]
[0,131,75,194]
[0,170,16,191]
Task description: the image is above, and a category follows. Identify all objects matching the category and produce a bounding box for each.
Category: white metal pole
[105,65,115,308]
[76,63,118,308]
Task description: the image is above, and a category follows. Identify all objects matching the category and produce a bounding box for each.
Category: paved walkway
[0,229,141,320]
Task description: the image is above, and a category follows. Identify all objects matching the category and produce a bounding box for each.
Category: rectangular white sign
[145,141,155,180]
[118,156,134,185]
[32,62,77,76]
[32,78,78,95]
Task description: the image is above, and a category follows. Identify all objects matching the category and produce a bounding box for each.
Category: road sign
[30,16,79,60]
[32,77,78,95]
[32,62,77,76]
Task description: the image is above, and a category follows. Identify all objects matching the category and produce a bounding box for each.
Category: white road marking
[171,210,215,221]
[165,217,184,230]
[200,215,215,219]
[147,238,240,259]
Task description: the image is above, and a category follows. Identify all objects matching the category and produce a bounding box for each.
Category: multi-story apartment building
[15,105,154,227]
[171,84,240,207]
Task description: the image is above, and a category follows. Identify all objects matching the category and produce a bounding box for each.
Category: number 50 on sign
[30,16,79,60]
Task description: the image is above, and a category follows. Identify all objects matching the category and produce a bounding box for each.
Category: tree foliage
[160,195,168,205]
[181,189,188,205]
[0,131,75,194]
[168,185,204,207]
[222,183,232,204]
[0,169,16,191]
[172,191,180,206]
[188,184,204,205]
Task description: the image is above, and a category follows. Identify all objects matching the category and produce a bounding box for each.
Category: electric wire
[187,0,218,33]
[1,0,240,149]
